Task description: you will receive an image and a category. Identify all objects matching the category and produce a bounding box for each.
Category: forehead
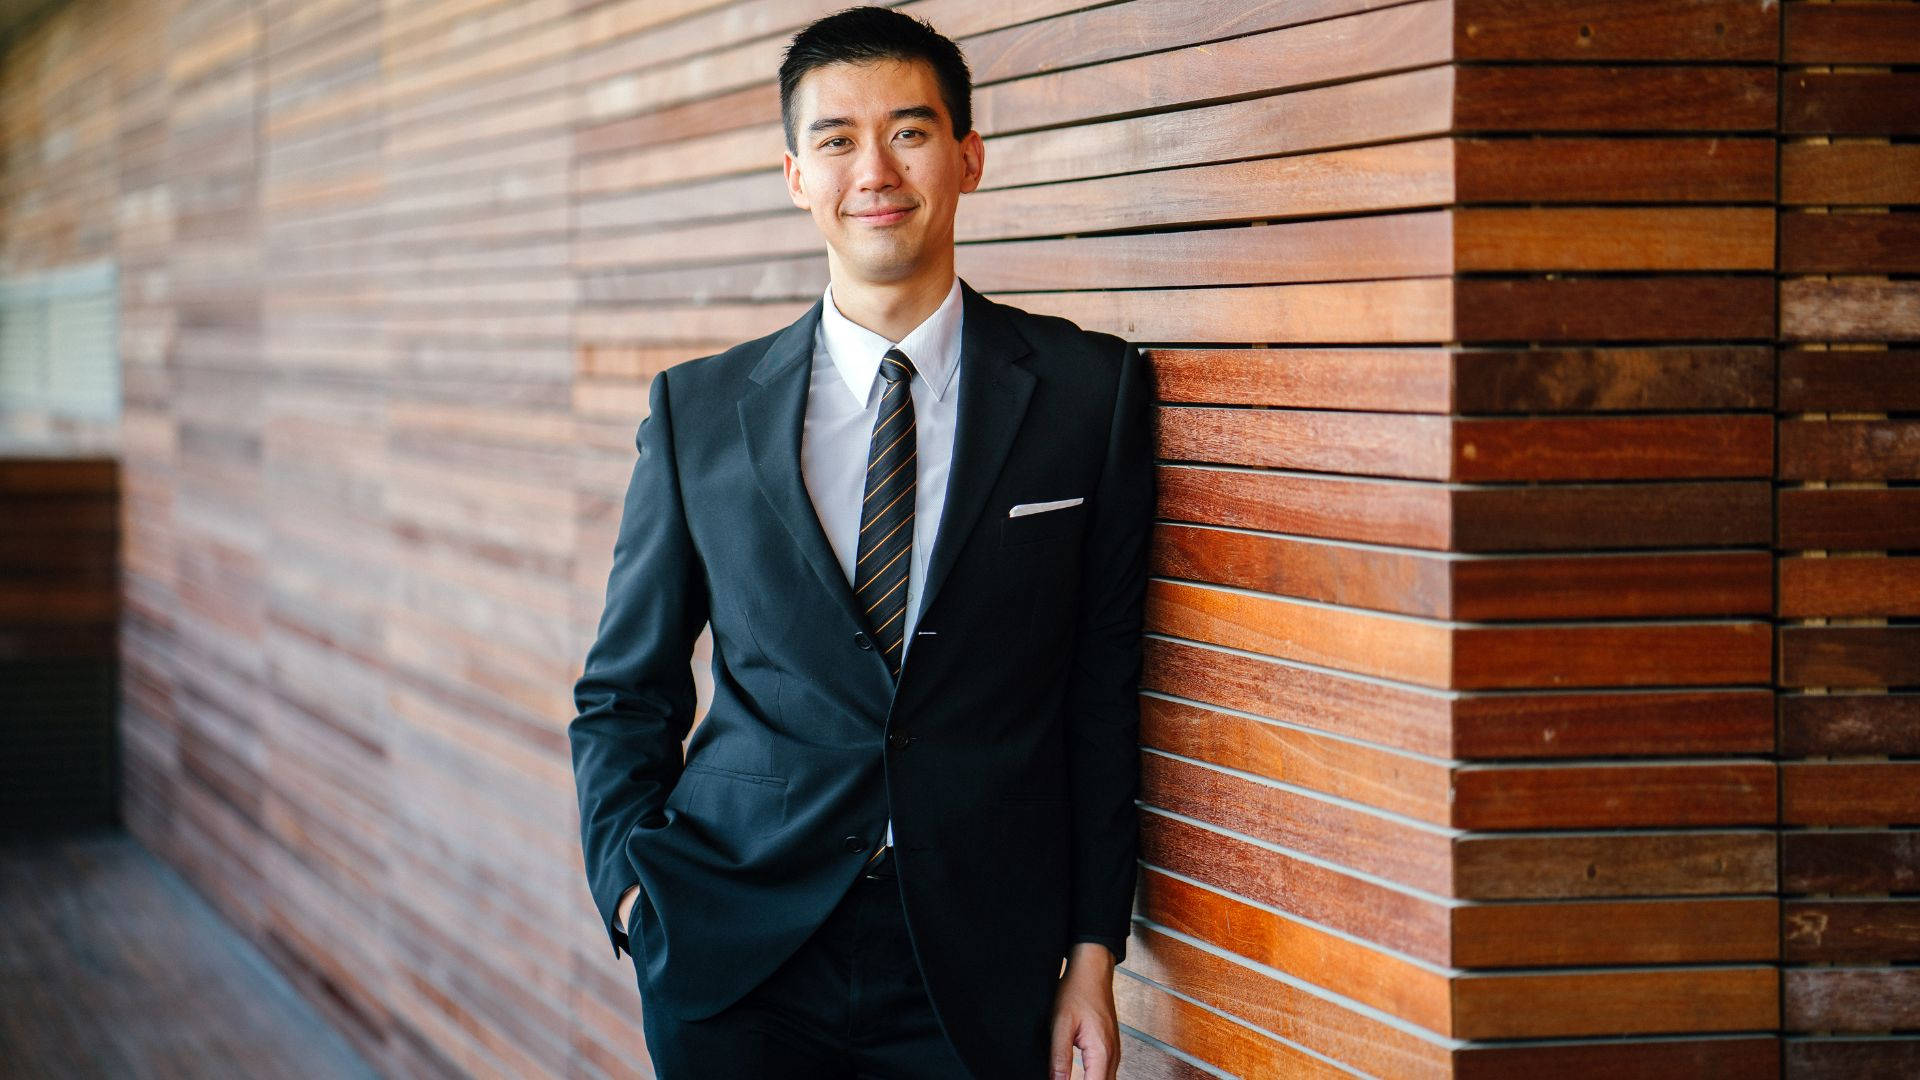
[794,57,946,122]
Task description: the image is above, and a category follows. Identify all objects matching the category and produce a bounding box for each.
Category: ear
[783,150,812,211]
[958,130,985,195]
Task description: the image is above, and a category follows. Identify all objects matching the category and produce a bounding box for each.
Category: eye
[822,136,849,149]
[897,128,925,139]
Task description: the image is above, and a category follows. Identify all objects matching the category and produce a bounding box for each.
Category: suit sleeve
[570,367,709,959]
[1064,339,1153,965]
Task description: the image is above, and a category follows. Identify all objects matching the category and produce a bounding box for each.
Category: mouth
[851,205,914,226]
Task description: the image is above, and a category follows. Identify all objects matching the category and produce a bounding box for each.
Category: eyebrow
[807,104,941,137]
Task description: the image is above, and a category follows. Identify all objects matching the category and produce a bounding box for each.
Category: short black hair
[779,6,973,156]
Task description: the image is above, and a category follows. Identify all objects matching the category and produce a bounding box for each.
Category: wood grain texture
[13,0,1913,1072]
[1455,1037,1779,1080]
[1780,143,1920,205]
[1452,965,1778,1039]
[1784,1039,1920,1080]
[1782,899,1920,964]
[1779,693,1920,755]
[1456,136,1776,203]
[1454,831,1777,900]
[1777,12,1919,1063]
[1784,968,1920,1032]
[1785,0,1920,63]
[1452,897,1779,968]
[1455,0,1779,62]
[1779,347,1920,412]
[1782,830,1920,896]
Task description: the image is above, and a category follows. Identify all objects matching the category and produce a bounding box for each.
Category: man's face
[783,57,984,285]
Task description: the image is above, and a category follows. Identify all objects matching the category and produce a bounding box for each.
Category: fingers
[1049,1010,1075,1080]
[1083,1035,1111,1080]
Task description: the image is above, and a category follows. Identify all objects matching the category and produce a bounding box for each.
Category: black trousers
[640,848,976,1079]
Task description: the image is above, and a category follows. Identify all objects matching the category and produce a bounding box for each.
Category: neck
[826,254,956,343]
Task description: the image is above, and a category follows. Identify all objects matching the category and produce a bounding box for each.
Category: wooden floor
[0,830,378,1080]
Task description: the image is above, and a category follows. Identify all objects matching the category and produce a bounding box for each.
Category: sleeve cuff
[1071,933,1127,965]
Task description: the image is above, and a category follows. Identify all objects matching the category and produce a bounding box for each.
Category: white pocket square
[1008,497,1084,518]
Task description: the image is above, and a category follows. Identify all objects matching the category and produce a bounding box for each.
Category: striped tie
[854,346,917,679]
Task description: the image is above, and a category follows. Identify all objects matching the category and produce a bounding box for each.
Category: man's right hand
[617,883,639,933]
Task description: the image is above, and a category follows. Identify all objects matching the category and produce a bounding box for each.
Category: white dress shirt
[801,273,964,850]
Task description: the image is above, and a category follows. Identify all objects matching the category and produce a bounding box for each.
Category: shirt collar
[816,274,963,408]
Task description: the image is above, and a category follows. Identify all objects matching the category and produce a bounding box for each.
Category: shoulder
[992,294,1131,366]
[987,294,1138,405]
[652,323,790,403]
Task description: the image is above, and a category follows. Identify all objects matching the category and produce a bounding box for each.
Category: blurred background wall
[3,0,1917,1077]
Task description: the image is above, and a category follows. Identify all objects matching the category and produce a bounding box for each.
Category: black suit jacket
[569,277,1153,1077]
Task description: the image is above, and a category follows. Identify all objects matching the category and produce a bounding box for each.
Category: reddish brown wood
[1781,762,1920,826]
[1780,213,1920,275]
[1144,637,1456,759]
[1455,1037,1779,1080]
[1453,481,1773,551]
[1779,693,1920,756]
[1778,419,1920,481]
[1456,0,1779,60]
[1139,866,1453,1035]
[1123,925,1452,1079]
[1140,695,1454,825]
[1785,1,1920,63]
[1142,744,1454,894]
[1452,346,1773,413]
[1456,136,1776,203]
[1142,811,1454,964]
[1150,347,1454,412]
[1782,831,1920,895]
[1454,831,1777,900]
[1451,688,1775,760]
[1783,900,1920,964]
[1791,560,1904,635]
[1453,897,1779,968]
[1452,550,1773,620]
[1454,65,1776,131]
[1779,348,1920,412]
[1779,627,1920,688]
[1780,143,1920,205]
[1454,207,1774,271]
[1455,276,1775,342]
[1782,72,1920,136]
[1778,489,1920,549]
[1784,1038,1920,1078]
[1451,761,1776,829]
[1452,414,1774,481]
[974,1,1455,134]
[1452,965,1777,1039]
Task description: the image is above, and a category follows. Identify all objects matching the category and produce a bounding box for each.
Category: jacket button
[853,632,872,650]
[887,731,913,750]
[842,835,865,852]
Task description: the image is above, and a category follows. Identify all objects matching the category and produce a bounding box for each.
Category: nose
[852,138,902,193]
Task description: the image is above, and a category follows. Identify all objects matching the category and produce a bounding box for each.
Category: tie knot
[881,348,915,384]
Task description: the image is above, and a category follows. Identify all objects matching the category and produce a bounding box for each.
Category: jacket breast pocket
[1001,499,1087,547]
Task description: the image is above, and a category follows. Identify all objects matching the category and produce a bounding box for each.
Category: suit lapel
[916,280,1034,628]
[737,278,1035,643]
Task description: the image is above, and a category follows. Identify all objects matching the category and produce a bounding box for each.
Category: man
[569,7,1151,1078]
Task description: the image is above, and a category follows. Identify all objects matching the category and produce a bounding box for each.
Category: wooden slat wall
[1437,2,1784,1074]
[6,0,1917,1076]
[1777,2,1920,1077]
[1143,1,1782,1075]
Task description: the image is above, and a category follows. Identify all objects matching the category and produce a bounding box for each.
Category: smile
[853,206,914,226]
